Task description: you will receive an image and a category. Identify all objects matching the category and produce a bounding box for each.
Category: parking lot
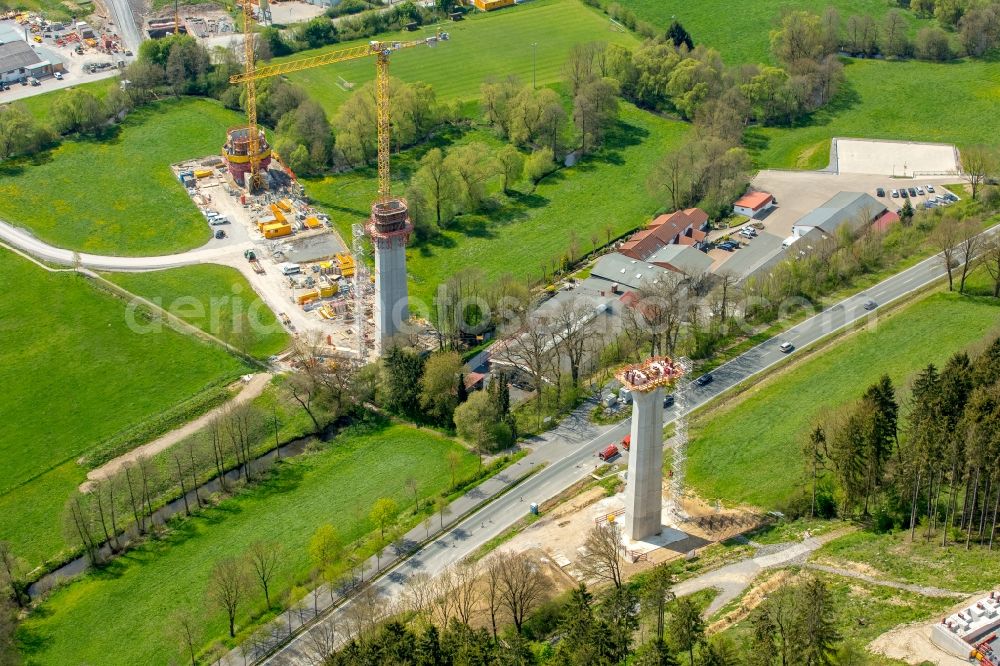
[707,139,966,278]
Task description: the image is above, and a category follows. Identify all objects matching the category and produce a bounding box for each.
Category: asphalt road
[101,0,143,55]
[264,227,1000,664]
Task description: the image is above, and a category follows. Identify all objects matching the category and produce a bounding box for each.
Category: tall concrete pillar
[615,357,684,542]
[623,386,664,541]
[367,199,412,355]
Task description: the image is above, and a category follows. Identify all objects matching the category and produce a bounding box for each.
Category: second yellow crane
[230,18,448,196]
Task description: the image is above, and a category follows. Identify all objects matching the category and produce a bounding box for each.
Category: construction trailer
[473,0,514,10]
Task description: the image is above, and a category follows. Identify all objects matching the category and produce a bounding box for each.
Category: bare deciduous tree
[208,556,249,638]
[962,145,997,200]
[169,608,201,666]
[982,235,1000,298]
[248,540,282,608]
[934,219,961,291]
[0,542,26,608]
[578,521,625,588]
[492,551,552,634]
[497,309,554,427]
[957,219,984,294]
[452,559,482,626]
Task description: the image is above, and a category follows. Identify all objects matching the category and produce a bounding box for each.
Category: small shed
[733,191,775,218]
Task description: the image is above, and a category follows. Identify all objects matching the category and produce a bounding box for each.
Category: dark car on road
[664,394,675,407]
[863,300,877,311]
[695,374,714,387]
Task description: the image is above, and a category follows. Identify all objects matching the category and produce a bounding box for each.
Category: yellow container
[317,282,338,298]
[269,204,287,225]
[305,216,322,229]
[297,290,318,305]
[193,168,213,178]
[263,222,292,239]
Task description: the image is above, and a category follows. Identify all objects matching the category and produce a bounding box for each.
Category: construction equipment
[229,16,448,196]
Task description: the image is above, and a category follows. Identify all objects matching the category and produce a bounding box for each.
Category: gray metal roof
[714,232,786,283]
[0,40,42,73]
[646,244,713,275]
[792,191,886,235]
[590,253,672,291]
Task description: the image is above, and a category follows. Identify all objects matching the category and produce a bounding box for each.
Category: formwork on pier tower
[222,126,272,188]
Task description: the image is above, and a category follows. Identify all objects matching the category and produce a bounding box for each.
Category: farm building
[618,207,709,260]
[733,191,775,218]
[473,0,515,11]
[790,191,886,240]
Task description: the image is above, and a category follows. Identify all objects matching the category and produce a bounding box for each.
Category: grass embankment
[283,0,638,116]
[686,290,1000,509]
[614,0,933,64]
[0,97,244,256]
[751,59,1000,169]
[717,569,956,652]
[0,250,249,567]
[19,423,479,666]
[306,102,688,306]
[813,530,1000,593]
[106,265,291,359]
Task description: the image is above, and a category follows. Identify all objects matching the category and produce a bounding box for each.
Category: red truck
[598,444,620,461]
[621,434,631,451]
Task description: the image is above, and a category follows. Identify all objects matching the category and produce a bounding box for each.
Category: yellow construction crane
[230,16,447,195]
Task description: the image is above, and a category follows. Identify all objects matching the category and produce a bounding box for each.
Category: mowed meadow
[280,0,638,116]
[686,290,1000,509]
[0,251,248,566]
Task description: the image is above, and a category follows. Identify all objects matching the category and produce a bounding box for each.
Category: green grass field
[281,0,638,117]
[615,0,933,64]
[13,79,112,125]
[686,291,1000,509]
[19,423,478,666]
[751,58,1000,169]
[0,250,248,566]
[814,530,1000,593]
[4,0,87,21]
[306,102,688,306]
[106,265,291,359]
[0,97,242,256]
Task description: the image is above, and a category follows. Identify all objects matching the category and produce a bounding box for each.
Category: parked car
[946,192,959,202]
[900,189,909,198]
[863,300,877,311]
[209,217,229,225]
[908,187,918,197]
[876,187,886,197]
[926,184,936,193]
[598,444,620,461]
[917,186,925,195]
[891,189,899,198]
[663,394,675,407]
[53,71,63,80]
[214,229,226,239]
[779,341,794,353]
[695,373,714,387]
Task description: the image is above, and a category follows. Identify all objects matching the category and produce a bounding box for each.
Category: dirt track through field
[80,373,272,491]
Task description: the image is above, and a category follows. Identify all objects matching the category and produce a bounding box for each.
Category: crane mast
[230,33,446,196]
[241,0,263,191]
